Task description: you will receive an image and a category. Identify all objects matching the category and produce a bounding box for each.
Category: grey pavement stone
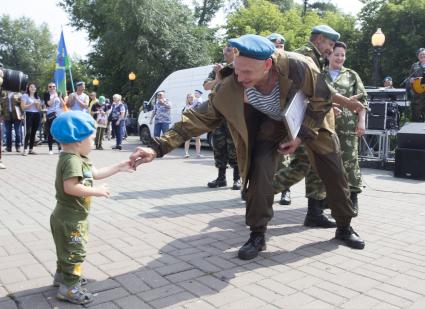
[1,137,425,308]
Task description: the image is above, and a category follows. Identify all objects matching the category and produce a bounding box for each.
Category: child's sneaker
[57,283,93,305]
[53,272,88,287]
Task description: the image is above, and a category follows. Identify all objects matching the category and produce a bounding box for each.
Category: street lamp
[371,28,386,87]
[128,72,136,81]
[92,78,99,91]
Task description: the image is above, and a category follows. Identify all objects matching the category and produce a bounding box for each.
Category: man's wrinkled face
[315,36,335,59]
[418,51,425,64]
[234,56,271,88]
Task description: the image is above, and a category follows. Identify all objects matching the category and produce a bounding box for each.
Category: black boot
[207,168,227,188]
[320,198,329,210]
[304,198,337,228]
[238,232,266,260]
[350,192,359,217]
[279,189,291,205]
[335,226,365,249]
[232,167,241,190]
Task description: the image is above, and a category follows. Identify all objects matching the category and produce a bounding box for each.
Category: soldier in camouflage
[203,45,241,190]
[273,25,340,228]
[325,41,367,215]
[409,48,425,122]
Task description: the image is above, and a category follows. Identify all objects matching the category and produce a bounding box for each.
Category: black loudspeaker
[397,122,425,150]
[394,148,425,180]
[367,102,399,130]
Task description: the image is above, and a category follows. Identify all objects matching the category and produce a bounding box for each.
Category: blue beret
[51,111,96,144]
[267,33,286,44]
[228,34,276,60]
[311,25,340,42]
[383,76,392,81]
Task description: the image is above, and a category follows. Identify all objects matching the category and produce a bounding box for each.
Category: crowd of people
[1,23,425,306]
[0,81,130,168]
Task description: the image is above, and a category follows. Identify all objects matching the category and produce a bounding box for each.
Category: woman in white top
[20,83,42,155]
[45,82,65,154]
[182,93,201,158]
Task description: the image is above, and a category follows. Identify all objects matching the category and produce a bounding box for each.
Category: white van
[138,65,214,146]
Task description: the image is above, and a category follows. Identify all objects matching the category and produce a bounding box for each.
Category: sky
[1,0,364,58]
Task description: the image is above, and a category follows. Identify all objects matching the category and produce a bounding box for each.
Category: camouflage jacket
[150,50,332,182]
[324,66,368,135]
[0,91,23,121]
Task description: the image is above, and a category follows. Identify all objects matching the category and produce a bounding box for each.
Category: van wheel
[139,126,151,145]
[208,133,214,150]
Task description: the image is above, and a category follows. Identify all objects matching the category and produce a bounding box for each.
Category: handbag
[47,112,57,122]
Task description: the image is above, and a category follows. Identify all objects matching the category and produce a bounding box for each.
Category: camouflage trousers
[272,143,326,200]
[212,122,238,169]
[411,94,425,122]
[338,132,362,193]
[50,214,88,287]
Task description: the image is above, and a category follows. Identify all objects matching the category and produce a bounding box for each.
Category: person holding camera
[1,90,23,153]
[150,91,171,137]
[21,83,42,155]
[109,94,126,150]
[45,82,65,154]
[67,82,89,113]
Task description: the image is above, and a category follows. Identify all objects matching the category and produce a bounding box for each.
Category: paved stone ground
[0,136,424,308]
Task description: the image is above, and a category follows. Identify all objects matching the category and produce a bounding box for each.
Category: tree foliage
[0,15,56,90]
[354,0,425,86]
[226,0,357,52]
[59,0,215,113]
[194,0,224,26]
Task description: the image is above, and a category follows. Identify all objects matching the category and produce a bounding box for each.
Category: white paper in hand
[282,90,308,140]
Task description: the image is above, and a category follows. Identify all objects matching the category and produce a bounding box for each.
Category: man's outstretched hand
[278,137,302,155]
[129,147,157,169]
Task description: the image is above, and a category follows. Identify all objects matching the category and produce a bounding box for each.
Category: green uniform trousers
[50,213,88,287]
[212,121,238,169]
[245,108,354,232]
[272,143,326,200]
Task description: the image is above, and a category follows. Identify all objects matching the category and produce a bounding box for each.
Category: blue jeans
[154,122,170,137]
[112,120,125,147]
[4,119,23,150]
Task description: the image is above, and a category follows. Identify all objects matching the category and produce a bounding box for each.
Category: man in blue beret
[383,76,393,88]
[267,33,285,50]
[50,111,134,304]
[273,25,365,229]
[130,34,365,260]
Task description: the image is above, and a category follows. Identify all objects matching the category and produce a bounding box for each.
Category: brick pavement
[0,136,424,308]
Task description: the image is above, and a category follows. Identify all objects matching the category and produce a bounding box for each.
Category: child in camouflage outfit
[50,111,134,304]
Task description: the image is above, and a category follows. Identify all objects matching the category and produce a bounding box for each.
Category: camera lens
[1,69,29,92]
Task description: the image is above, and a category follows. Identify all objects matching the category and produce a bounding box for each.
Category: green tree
[225,0,357,52]
[194,0,224,26]
[354,0,425,87]
[0,15,56,89]
[59,0,215,113]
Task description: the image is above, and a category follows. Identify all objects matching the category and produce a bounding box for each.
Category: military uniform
[273,41,331,212]
[204,63,240,188]
[50,152,92,287]
[409,61,425,122]
[325,66,368,194]
[148,34,362,258]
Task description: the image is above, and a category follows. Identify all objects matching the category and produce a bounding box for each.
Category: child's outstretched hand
[118,160,136,173]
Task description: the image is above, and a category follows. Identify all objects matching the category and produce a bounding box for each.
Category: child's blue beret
[51,111,96,144]
[228,34,276,60]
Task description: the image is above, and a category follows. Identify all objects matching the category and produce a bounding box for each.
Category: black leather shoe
[304,214,337,228]
[238,232,266,260]
[279,190,291,205]
[207,178,227,188]
[335,226,365,249]
[232,179,241,190]
[112,145,122,150]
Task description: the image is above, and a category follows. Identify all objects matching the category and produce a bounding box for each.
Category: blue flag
[54,30,72,95]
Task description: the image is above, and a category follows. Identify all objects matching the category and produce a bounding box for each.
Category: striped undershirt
[245,83,283,121]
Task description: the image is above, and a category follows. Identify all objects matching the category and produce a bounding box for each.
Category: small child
[50,111,134,304]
